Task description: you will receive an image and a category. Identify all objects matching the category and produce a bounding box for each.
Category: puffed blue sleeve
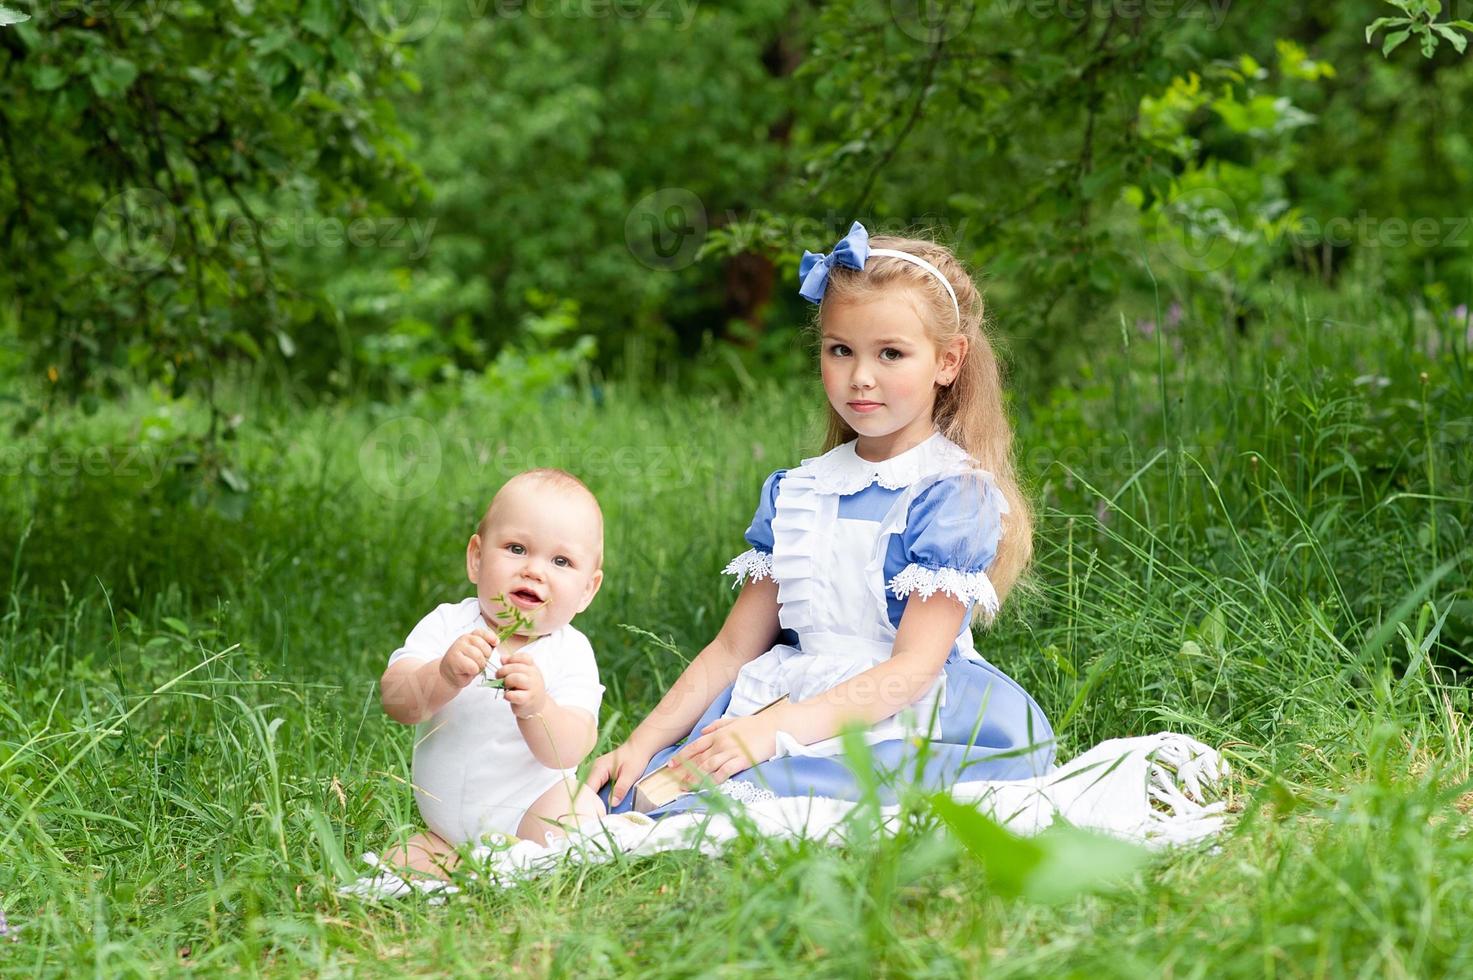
[886,472,1006,617]
[721,468,786,587]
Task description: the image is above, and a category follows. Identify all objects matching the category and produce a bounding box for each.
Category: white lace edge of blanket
[886,563,999,616]
[719,780,780,805]
[722,547,774,588]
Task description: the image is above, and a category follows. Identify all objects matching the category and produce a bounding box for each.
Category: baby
[378,467,608,877]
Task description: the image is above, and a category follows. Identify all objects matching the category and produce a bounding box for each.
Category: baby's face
[466,482,604,639]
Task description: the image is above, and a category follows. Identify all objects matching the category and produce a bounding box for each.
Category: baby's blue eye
[880,348,903,361]
[828,344,852,357]
[507,543,526,555]
[554,556,572,568]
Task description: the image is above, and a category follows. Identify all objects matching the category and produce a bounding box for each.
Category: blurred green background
[3,0,1471,411]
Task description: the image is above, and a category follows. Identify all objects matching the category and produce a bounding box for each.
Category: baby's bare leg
[379,830,460,880]
[516,776,607,842]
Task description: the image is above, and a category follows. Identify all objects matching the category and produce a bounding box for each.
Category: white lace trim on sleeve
[722,548,774,587]
[886,563,1000,617]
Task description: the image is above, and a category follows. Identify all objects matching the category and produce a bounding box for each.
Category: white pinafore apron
[723,452,986,759]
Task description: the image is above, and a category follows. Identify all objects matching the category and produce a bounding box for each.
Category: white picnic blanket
[339,732,1230,901]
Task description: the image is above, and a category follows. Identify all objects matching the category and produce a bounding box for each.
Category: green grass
[1,286,1470,976]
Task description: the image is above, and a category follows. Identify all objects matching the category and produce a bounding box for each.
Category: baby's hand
[440,629,499,689]
[496,650,548,719]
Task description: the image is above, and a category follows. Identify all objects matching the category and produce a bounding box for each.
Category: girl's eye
[553,556,572,568]
[507,543,526,555]
[880,348,903,362]
[827,343,852,357]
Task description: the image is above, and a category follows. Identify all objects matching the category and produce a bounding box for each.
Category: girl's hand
[496,649,548,718]
[587,740,659,808]
[439,629,499,689]
[667,713,779,788]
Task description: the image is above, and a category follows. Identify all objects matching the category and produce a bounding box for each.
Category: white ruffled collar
[801,431,975,495]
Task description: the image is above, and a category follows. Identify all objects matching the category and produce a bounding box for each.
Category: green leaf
[88,56,139,98]
[930,794,1150,903]
[307,806,357,883]
[302,0,336,39]
[0,5,30,26]
[1365,16,1410,42]
[33,65,68,91]
[1383,28,1413,55]
[1432,23,1468,53]
[226,330,264,360]
[219,467,250,494]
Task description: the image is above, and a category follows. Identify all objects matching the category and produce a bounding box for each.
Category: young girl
[590,221,1054,814]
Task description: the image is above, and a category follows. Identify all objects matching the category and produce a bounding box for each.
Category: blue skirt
[600,651,1055,819]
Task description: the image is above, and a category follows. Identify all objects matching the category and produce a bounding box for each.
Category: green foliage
[930,793,1148,903]
[1128,45,1332,310]
[0,2,420,410]
[324,1,796,384]
[1366,0,1473,57]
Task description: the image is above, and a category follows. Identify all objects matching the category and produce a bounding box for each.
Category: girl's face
[820,293,965,456]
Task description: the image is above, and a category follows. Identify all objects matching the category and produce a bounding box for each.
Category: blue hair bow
[798,220,870,304]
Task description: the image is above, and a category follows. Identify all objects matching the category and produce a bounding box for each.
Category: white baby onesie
[387,597,605,843]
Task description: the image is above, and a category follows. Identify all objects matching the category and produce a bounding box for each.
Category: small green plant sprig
[1366,0,1473,58]
[481,594,538,689]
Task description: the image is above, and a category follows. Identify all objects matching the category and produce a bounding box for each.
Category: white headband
[868,247,962,325]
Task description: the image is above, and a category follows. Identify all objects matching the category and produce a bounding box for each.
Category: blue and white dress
[604,431,1054,815]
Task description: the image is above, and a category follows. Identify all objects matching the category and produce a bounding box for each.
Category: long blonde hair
[814,232,1034,616]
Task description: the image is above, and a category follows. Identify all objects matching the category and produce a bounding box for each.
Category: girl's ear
[937,335,968,386]
[466,534,482,582]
